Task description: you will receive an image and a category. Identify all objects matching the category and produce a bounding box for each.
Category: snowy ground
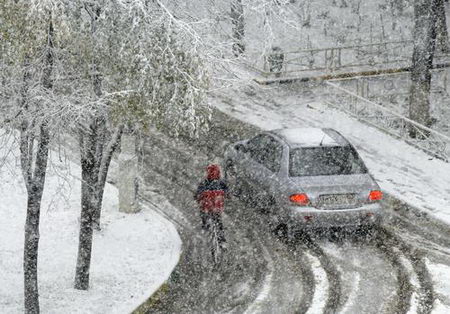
[0,132,181,314]
[427,260,450,313]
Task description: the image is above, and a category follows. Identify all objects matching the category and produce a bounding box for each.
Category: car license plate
[318,194,356,208]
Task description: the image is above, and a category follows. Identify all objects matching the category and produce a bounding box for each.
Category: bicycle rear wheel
[210,222,222,265]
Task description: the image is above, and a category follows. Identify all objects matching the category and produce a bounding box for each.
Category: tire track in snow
[231,198,311,314]
[303,251,328,314]
[242,236,274,314]
[384,229,434,314]
[298,234,343,314]
[375,227,434,314]
[339,271,361,314]
[402,255,419,314]
[318,232,400,314]
[293,245,316,314]
[372,230,413,314]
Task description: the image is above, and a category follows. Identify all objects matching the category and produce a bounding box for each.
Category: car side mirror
[235,143,247,153]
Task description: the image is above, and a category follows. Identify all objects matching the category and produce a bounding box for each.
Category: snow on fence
[324,80,450,162]
[254,40,450,78]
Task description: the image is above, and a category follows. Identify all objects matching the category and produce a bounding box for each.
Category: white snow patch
[401,256,419,314]
[0,136,181,314]
[275,128,338,147]
[426,260,450,314]
[432,300,450,314]
[340,272,361,314]
[305,252,328,314]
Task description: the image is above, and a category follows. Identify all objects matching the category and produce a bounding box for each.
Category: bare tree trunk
[92,125,124,229]
[409,0,438,138]
[22,13,53,314]
[74,127,98,290]
[436,0,449,52]
[231,0,245,56]
[23,197,40,314]
[23,125,50,314]
[74,122,124,289]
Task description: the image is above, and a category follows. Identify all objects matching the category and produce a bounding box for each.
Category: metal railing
[256,40,450,78]
[326,69,450,117]
[325,80,450,162]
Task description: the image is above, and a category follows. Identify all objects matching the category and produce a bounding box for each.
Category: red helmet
[206,164,221,180]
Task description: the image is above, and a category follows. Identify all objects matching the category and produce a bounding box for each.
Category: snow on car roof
[273,128,340,147]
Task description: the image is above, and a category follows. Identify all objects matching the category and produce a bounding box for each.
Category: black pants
[200,212,225,244]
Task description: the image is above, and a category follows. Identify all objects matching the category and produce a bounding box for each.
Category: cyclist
[194,164,228,246]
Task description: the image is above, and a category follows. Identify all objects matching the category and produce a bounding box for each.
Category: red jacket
[195,165,228,214]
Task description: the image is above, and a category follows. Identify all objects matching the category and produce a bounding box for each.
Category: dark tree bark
[231,0,245,56]
[92,126,123,228]
[435,0,449,52]
[22,13,54,314]
[409,0,439,138]
[23,124,50,314]
[74,124,98,290]
[74,2,125,291]
[74,120,124,290]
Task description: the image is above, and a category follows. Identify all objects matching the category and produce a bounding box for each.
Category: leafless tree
[435,0,449,52]
[409,0,439,137]
[73,3,125,290]
[231,0,245,56]
[1,3,56,312]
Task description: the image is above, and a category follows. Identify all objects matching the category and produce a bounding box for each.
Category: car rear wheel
[272,223,288,239]
[357,224,378,239]
[273,223,302,242]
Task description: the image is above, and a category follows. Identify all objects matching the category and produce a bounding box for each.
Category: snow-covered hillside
[0,133,181,313]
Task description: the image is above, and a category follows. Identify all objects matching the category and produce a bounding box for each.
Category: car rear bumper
[287,203,382,230]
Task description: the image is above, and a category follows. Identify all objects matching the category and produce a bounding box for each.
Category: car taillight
[290,193,310,206]
[368,190,383,201]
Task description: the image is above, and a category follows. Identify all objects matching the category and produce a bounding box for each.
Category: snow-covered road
[136,104,450,314]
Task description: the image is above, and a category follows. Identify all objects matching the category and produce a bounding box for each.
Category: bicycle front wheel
[210,223,221,265]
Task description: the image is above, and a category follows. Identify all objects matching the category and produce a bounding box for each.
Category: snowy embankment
[0,134,181,314]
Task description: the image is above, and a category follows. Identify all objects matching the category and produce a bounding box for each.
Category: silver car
[223,128,383,234]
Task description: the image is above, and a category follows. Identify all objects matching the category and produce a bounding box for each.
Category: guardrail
[256,40,450,78]
[325,80,450,162]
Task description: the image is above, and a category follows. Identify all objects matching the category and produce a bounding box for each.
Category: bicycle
[204,214,223,265]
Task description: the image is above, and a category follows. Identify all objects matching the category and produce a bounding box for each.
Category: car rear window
[289,146,368,177]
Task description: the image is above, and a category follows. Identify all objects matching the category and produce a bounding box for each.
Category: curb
[131,247,186,313]
[131,283,169,314]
